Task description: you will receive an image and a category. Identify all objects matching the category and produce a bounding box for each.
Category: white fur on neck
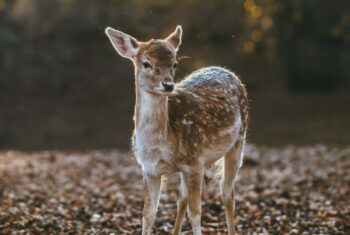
[134,90,171,175]
[138,90,157,125]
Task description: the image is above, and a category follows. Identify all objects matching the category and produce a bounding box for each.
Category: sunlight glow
[251,6,263,18]
[251,30,263,42]
[244,0,256,11]
[243,41,255,53]
[0,0,6,11]
[262,17,273,29]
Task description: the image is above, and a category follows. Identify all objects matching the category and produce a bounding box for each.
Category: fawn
[105,25,248,235]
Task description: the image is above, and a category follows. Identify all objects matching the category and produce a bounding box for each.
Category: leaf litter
[0,145,349,234]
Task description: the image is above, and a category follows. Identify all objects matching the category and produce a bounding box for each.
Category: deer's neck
[134,83,169,141]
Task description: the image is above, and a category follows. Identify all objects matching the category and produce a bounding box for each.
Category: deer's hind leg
[221,139,245,235]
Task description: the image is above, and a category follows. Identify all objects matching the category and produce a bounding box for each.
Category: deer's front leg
[184,167,204,235]
[142,173,161,235]
[173,172,188,235]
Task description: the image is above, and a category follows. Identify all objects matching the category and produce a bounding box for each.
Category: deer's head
[105,26,182,96]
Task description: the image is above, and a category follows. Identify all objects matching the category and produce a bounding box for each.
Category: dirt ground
[0,145,349,234]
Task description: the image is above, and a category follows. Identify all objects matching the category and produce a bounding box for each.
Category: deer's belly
[200,126,240,166]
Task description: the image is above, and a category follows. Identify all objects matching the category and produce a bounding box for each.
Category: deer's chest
[133,130,174,175]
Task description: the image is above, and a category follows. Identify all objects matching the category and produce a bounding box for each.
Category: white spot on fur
[182,119,193,125]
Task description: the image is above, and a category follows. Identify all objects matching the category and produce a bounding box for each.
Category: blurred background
[0,0,349,150]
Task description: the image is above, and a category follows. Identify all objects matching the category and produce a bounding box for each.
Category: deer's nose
[162,82,174,91]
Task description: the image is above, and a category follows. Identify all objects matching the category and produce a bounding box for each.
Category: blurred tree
[273,0,350,91]
[1,0,349,149]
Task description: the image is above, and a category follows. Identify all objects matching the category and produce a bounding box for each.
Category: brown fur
[168,75,243,163]
[136,40,176,68]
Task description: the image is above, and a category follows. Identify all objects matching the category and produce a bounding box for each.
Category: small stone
[90,213,101,223]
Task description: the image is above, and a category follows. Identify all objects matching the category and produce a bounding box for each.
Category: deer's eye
[142,62,152,69]
[173,62,178,69]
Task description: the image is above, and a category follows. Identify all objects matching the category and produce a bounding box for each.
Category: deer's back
[169,66,248,162]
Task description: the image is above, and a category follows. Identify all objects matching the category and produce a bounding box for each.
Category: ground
[0,145,349,234]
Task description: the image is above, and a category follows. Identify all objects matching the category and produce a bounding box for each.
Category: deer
[105,25,248,235]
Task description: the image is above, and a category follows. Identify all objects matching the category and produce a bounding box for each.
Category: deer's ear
[165,25,182,50]
[105,27,139,59]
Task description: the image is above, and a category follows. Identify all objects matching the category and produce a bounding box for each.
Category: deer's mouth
[154,87,175,96]
[161,82,175,92]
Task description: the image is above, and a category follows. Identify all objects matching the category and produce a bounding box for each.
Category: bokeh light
[243,41,255,53]
[251,30,263,42]
[262,17,273,29]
